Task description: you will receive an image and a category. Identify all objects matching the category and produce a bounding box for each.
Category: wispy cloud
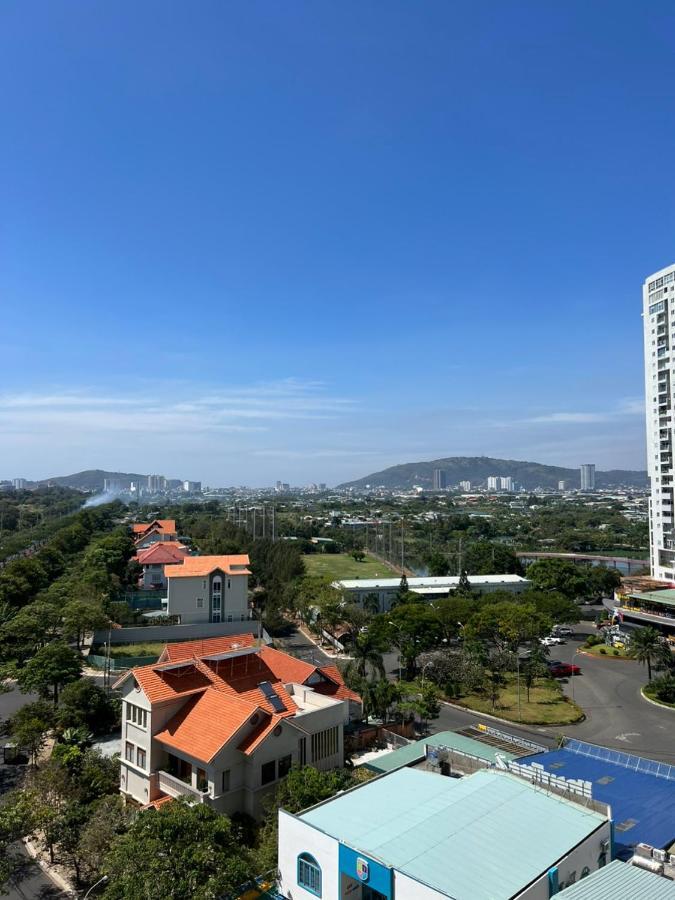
[506,397,645,427]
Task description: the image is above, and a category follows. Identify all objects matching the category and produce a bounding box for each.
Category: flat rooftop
[299,767,606,900]
[362,730,518,774]
[525,740,675,859]
[558,859,675,899]
[336,574,529,590]
[628,589,675,608]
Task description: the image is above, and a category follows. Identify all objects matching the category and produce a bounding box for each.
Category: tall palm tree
[629,626,666,682]
[351,631,386,679]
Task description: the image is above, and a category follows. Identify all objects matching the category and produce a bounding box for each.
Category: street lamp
[388,621,403,680]
[84,875,109,898]
[516,650,531,723]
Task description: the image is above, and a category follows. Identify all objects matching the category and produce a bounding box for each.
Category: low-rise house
[133,519,178,549]
[165,554,252,625]
[134,541,189,590]
[114,635,360,818]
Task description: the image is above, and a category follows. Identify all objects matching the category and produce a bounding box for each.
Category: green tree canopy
[463,542,523,576]
[16,641,82,705]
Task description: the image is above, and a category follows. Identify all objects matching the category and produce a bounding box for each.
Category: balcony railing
[157,770,208,802]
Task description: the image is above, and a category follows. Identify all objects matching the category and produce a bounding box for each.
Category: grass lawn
[103,642,167,659]
[454,673,584,725]
[582,644,631,659]
[303,552,396,581]
[643,684,675,709]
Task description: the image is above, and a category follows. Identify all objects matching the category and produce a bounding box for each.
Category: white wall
[278,811,341,900]
[166,571,249,624]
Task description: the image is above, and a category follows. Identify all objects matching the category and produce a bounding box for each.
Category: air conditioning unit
[632,856,663,875]
[653,849,667,863]
[635,843,653,859]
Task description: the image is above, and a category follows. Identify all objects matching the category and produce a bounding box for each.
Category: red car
[549,662,581,677]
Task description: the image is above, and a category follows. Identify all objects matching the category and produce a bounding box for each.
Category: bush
[598,647,607,655]
[650,673,675,704]
[584,634,603,647]
[613,649,620,656]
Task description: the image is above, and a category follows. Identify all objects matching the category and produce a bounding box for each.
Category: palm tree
[351,631,386,679]
[629,626,666,682]
[362,593,381,616]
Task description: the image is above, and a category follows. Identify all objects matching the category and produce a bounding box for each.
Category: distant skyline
[2,2,673,485]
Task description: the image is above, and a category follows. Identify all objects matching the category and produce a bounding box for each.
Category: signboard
[356,858,369,882]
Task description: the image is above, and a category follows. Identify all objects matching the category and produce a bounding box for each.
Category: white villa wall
[167,571,249,624]
[278,812,341,900]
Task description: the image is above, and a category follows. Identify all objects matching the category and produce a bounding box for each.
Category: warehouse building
[278,767,612,900]
[334,574,530,611]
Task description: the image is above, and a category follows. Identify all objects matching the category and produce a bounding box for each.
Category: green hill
[37,469,147,492]
[337,456,648,491]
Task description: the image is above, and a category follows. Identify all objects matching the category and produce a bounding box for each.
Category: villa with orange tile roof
[114,634,360,818]
[134,541,189,590]
[165,554,252,626]
[132,519,178,549]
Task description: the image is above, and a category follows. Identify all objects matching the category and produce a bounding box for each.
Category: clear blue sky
[1,1,674,485]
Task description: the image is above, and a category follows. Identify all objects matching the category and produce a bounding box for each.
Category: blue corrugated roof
[558,859,675,899]
[300,768,606,900]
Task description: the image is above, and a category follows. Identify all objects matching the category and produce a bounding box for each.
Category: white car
[540,635,564,647]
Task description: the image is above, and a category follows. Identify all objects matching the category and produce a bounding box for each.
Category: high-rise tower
[644,263,675,580]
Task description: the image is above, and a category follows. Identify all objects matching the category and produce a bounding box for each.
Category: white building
[165,554,251,625]
[643,264,675,579]
[459,480,471,491]
[278,766,612,900]
[335,574,530,612]
[114,635,360,819]
[500,476,515,491]
[487,475,499,490]
[183,480,202,493]
[12,478,27,489]
[580,464,596,491]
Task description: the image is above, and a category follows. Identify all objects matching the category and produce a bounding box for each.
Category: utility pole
[457,536,463,576]
[262,505,266,539]
[400,522,405,571]
[271,505,275,542]
[253,507,256,539]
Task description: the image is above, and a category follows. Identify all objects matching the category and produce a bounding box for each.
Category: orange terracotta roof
[132,520,177,535]
[314,665,361,703]
[237,713,287,755]
[165,554,251,578]
[197,656,298,715]
[257,645,319,683]
[158,633,256,663]
[154,688,259,763]
[114,662,213,704]
[144,794,174,811]
[135,543,188,565]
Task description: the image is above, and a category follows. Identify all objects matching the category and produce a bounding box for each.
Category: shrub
[598,647,607,655]
[613,649,620,656]
[585,634,602,647]
[651,673,675,704]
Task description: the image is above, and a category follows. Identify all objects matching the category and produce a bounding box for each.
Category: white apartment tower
[644,263,675,580]
[579,464,595,491]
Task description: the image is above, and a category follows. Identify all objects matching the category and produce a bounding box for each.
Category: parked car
[540,636,564,647]
[554,626,574,636]
[548,662,581,677]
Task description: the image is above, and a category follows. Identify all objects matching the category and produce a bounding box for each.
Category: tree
[76,796,132,885]
[465,602,551,651]
[16,641,82,705]
[62,599,108,650]
[9,700,55,764]
[348,630,387,679]
[526,590,580,626]
[57,678,118,735]
[385,605,443,679]
[525,559,589,600]
[455,570,473,597]
[629,626,668,682]
[103,801,254,900]
[349,549,366,563]
[650,672,675,704]
[463,542,523,576]
[362,592,381,615]
[426,550,450,577]
[430,596,473,642]
[586,566,622,602]
[521,648,548,702]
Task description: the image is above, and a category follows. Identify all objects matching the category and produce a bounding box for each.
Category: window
[278,754,292,778]
[125,742,134,762]
[222,769,231,793]
[137,747,146,769]
[311,726,339,762]
[196,598,204,608]
[126,704,148,729]
[261,760,276,785]
[297,853,321,896]
[651,300,666,314]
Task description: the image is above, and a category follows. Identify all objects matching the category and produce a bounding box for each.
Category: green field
[302,552,396,581]
[455,673,584,725]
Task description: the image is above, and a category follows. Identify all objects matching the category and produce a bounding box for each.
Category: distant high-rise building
[318,483,327,491]
[147,474,166,492]
[183,481,202,493]
[644,263,675,579]
[558,480,568,491]
[12,478,27,490]
[487,475,499,491]
[433,468,447,490]
[459,480,471,491]
[500,476,515,492]
[580,464,596,491]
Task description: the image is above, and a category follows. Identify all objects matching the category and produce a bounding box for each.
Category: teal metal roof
[558,860,675,899]
[363,730,517,773]
[628,589,675,607]
[300,768,606,900]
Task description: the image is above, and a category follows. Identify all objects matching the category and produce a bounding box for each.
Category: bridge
[516,551,649,575]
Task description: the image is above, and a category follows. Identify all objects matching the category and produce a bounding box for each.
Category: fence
[88,654,159,671]
[563,738,675,781]
[94,617,261,645]
[477,724,547,754]
[426,745,492,776]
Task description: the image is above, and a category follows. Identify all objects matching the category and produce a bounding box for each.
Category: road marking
[614,732,640,742]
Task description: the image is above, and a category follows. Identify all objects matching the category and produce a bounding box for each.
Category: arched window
[297,853,321,896]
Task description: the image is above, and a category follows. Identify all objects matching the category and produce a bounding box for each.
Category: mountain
[36,469,147,492]
[337,457,649,491]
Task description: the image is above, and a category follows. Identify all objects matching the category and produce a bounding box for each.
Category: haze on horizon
[2,1,672,486]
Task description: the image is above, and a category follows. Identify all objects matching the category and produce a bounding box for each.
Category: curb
[578,649,633,662]
[640,687,675,712]
[22,838,77,896]
[441,699,585,731]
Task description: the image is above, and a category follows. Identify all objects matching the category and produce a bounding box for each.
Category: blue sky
[1,1,674,486]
